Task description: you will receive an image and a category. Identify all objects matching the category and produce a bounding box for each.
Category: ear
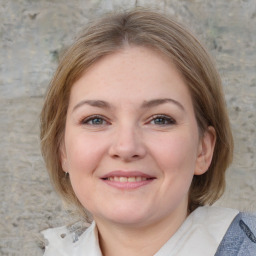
[195,126,216,175]
[59,141,69,173]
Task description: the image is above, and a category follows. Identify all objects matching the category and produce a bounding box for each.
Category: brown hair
[40,8,233,214]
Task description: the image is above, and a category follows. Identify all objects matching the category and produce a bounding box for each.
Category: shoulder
[215,211,256,255]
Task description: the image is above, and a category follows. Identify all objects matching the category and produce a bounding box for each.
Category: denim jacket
[215,212,256,255]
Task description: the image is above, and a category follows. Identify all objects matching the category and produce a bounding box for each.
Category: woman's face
[61,46,214,228]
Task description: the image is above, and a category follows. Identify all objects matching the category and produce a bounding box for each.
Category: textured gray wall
[0,0,255,255]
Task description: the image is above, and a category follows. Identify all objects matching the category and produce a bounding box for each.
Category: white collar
[42,206,238,256]
[154,206,238,255]
[42,221,102,256]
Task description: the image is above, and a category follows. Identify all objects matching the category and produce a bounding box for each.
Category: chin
[97,206,151,226]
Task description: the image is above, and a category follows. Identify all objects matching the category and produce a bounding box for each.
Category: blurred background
[0,0,255,255]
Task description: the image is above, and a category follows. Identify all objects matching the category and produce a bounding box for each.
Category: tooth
[114,176,119,182]
[109,177,114,181]
[136,177,142,182]
[142,177,147,181]
[120,177,128,182]
[128,177,136,182]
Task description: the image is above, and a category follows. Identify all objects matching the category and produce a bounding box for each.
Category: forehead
[69,46,193,109]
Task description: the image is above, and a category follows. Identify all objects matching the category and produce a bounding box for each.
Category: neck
[95,208,188,256]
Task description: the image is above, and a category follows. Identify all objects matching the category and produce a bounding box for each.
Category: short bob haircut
[40,8,233,214]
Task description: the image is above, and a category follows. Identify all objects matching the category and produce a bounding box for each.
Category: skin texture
[61,46,216,256]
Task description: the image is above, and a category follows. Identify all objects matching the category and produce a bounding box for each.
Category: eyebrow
[72,98,184,112]
[72,100,111,112]
[141,98,184,111]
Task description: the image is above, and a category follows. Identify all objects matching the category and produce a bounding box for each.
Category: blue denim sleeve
[215,212,256,256]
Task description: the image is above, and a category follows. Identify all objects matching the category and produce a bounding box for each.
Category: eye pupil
[150,115,175,126]
[92,118,103,125]
[155,118,166,124]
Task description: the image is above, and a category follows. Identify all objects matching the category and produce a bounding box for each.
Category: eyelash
[148,114,176,126]
[80,115,109,126]
[80,114,176,127]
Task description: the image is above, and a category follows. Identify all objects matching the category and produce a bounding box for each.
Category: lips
[100,171,156,189]
[106,176,149,182]
[101,170,154,179]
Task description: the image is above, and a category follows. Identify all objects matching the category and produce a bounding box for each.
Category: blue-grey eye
[82,115,107,125]
[90,117,105,125]
[150,115,176,125]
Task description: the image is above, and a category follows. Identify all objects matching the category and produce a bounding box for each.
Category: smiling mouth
[102,176,154,182]
[101,171,156,189]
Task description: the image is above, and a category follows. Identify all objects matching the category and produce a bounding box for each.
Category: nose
[108,124,147,162]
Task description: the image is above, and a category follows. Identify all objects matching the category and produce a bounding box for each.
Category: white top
[42,206,239,256]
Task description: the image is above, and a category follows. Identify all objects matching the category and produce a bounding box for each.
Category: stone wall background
[0,0,255,255]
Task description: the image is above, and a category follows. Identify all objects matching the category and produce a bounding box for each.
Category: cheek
[64,133,107,209]
[150,132,198,172]
[65,132,106,174]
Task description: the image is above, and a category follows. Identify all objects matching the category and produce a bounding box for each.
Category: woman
[40,8,256,255]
